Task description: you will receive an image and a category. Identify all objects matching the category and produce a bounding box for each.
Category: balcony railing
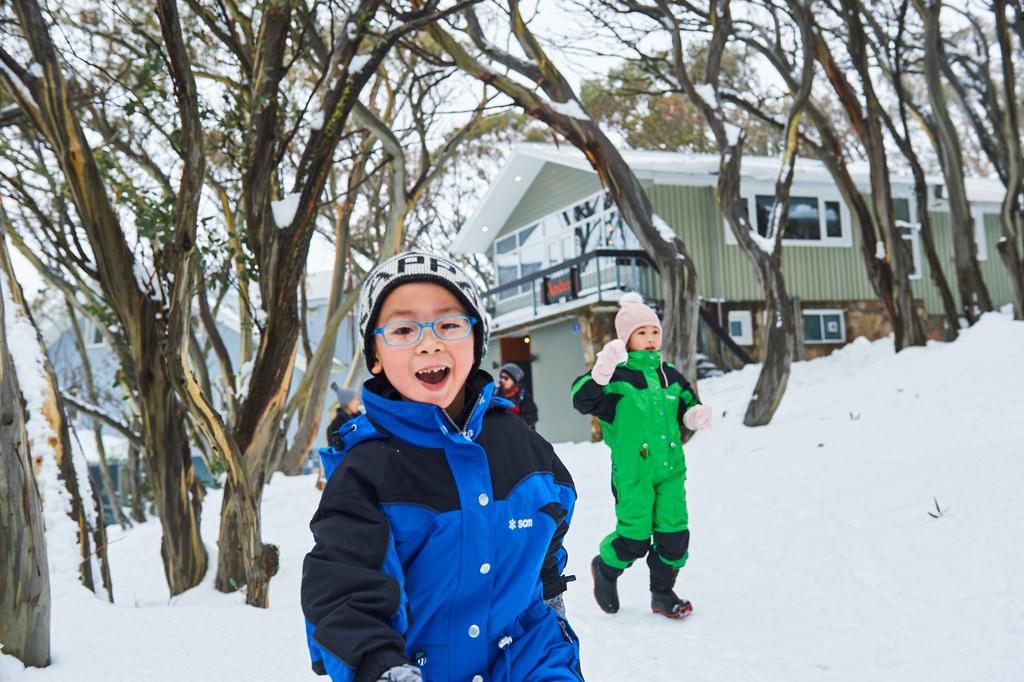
[483,249,661,320]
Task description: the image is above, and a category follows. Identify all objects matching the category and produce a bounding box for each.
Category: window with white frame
[895,197,922,280]
[727,310,753,345]
[493,191,639,299]
[803,309,846,344]
[729,193,849,246]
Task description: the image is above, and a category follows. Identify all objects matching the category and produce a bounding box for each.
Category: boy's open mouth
[415,366,450,389]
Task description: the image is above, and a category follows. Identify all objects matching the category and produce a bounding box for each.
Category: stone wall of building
[701,299,938,367]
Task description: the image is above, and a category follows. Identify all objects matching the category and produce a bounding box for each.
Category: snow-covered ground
[3,314,1023,681]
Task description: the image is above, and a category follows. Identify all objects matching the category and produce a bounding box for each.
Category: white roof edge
[452,146,547,254]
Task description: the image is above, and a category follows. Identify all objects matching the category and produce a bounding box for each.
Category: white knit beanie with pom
[614,292,662,343]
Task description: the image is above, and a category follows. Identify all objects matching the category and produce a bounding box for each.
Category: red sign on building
[543,266,580,305]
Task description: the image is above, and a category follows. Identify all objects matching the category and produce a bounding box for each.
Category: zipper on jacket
[443,390,487,439]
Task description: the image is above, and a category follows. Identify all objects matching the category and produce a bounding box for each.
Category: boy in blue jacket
[302,252,582,682]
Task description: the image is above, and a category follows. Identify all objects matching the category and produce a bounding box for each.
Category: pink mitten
[683,404,713,430]
[591,339,628,385]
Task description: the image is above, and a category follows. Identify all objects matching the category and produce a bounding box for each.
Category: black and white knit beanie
[358,251,490,372]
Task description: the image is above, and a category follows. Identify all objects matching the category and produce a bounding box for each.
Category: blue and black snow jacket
[302,370,582,682]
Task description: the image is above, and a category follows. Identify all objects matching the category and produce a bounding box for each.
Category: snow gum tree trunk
[651,0,812,424]
[140,369,207,594]
[718,153,797,426]
[0,232,112,600]
[917,0,993,323]
[1,0,207,595]
[277,162,361,477]
[161,0,410,605]
[0,266,50,669]
[913,168,962,338]
[734,24,904,345]
[820,2,926,350]
[125,436,146,524]
[993,0,1024,319]
[811,115,903,336]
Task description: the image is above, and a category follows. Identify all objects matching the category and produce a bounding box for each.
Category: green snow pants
[599,466,689,589]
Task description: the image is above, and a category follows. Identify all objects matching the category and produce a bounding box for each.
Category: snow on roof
[453,142,1006,254]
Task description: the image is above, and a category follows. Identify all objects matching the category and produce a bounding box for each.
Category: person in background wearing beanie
[570,292,713,619]
[496,362,539,430]
[325,382,362,450]
[302,252,582,682]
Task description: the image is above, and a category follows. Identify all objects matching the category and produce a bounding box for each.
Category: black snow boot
[651,590,693,619]
[591,556,622,614]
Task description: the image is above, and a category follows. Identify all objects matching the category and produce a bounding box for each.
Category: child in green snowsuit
[571,293,712,618]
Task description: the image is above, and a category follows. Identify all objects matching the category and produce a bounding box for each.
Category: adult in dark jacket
[325,382,362,450]
[302,252,581,682]
[496,362,539,429]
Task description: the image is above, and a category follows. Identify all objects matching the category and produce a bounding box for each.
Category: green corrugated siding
[913,211,951,314]
[649,184,877,302]
[980,213,1015,309]
[499,165,602,237]
[914,211,1015,314]
[648,184,720,297]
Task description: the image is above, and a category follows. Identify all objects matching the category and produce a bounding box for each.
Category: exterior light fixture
[481,225,489,232]
[524,336,531,344]
[514,175,523,182]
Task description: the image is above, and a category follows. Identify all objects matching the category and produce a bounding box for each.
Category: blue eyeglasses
[373,315,478,347]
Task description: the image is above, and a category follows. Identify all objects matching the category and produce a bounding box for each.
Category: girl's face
[627,325,662,352]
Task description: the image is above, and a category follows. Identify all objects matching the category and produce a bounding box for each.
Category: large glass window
[738,194,846,244]
[518,224,544,292]
[496,234,522,300]
[602,211,633,249]
[825,201,842,238]
[575,214,605,254]
[495,192,638,299]
[756,195,822,240]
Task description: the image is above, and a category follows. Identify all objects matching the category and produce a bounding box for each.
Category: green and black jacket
[571,350,700,480]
